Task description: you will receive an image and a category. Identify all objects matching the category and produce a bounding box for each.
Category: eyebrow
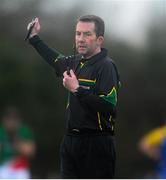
[76,31,92,34]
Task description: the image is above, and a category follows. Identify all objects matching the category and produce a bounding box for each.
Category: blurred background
[0,0,165,178]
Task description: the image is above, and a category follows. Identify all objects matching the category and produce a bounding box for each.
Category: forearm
[29,35,63,67]
[75,87,116,113]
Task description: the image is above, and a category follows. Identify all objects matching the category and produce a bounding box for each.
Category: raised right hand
[27,17,41,38]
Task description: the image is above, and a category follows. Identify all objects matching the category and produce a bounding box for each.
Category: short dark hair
[3,106,21,119]
[77,15,105,37]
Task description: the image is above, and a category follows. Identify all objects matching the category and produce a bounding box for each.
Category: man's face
[75,21,103,58]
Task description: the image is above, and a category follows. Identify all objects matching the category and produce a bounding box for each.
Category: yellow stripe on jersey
[79,79,96,83]
[97,112,102,131]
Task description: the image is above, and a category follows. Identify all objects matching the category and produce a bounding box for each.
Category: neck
[83,48,101,59]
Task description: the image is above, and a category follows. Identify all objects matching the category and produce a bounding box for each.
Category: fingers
[26,17,41,38]
[34,17,38,22]
[63,71,71,86]
[63,71,68,78]
[70,69,75,77]
[63,77,66,87]
[63,70,76,78]
[33,17,39,27]
[63,71,68,87]
[27,17,39,30]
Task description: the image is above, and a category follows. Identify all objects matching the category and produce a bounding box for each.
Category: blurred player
[139,122,166,178]
[0,106,35,178]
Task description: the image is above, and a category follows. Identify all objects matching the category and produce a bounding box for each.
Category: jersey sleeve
[75,60,120,114]
[29,35,68,77]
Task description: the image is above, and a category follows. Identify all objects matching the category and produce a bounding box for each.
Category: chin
[78,51,86,56]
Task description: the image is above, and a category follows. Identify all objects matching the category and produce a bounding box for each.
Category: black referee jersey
[29,35,120,134]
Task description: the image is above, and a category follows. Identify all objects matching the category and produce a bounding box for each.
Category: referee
[27,15,120,178]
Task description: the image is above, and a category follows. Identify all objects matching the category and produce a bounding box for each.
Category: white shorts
[0,161,30,179]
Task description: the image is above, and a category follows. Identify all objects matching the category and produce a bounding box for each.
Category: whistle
[25,22,35,41]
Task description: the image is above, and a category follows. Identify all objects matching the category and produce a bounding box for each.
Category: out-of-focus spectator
[139,124,166,178]
[0,106,35,179]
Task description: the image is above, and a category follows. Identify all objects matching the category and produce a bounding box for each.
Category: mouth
[78,45,86,50]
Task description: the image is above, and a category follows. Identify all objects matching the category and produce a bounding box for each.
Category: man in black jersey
[27,15,120,178]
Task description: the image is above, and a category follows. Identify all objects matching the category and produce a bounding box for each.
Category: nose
[77,33,85,42]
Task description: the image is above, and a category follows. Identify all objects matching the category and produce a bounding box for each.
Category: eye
[76,31,81,36]
[84,32,92,36]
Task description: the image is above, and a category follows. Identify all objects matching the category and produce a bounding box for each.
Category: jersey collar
[81,48,108,65]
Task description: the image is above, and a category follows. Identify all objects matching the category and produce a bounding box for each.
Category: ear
[97,36,104,45]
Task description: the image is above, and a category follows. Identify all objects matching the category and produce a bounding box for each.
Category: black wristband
[73,86,90,97]
[73,86,81,96]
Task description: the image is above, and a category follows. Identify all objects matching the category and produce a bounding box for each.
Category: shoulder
[143,126,166,145]
[104,57,118,68]
[148,126,166,136]
[98,56,118,73]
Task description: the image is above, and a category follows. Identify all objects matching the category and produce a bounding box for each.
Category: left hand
[63,69,79,92]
